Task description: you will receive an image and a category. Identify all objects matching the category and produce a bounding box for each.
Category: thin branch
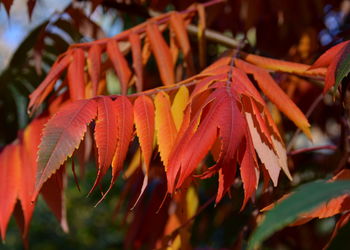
[288,145,337,156]
[287,93,324,151]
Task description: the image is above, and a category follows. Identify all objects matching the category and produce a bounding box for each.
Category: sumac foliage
[1,0,350,249]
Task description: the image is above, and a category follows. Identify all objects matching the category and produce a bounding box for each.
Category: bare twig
[287,93,324,151]
[288,145,337,156]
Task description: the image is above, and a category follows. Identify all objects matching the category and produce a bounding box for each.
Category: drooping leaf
[134,95,155,172]
[2,0,14,16]
[146,22,175,85]
[91,96,118,191]
[0,144,20,240]
[129,32,143,92]
[239,136,259,209]
[107,40,132,95]
[41,166,68,233]
[169,12,195,75]
[171,86,189,130]
[87,44,102,97]
[18,116,47,236]
[154,91,177,167]
[28,53,72,113]
[67,48,86,101]
[248,180,350,249]
[215,89,246,203]
[35,99,97,197]
[111,96,134,184]
[236,59,311,139]
[174,89,227,190]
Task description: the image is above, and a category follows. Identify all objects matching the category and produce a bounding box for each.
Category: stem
[71,0,226,49]
[287,93,324,151]
[288,145,337,156]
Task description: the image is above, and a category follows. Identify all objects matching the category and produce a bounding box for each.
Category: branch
[288,145,337,156]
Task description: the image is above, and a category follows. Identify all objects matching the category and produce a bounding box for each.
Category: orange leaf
[107,40,132,95]
[129,32,143,92]
[171,86,189,130]
[154,91,177,167]
[236,59,311,139]
[67,48,86,101]
[19,116,48,236]
[170,12,195,75]
[134,95,155,173]
[91,96,119,192]
[244,53,325,77]
[87,45,101,97]
[35,99,97,197]
[28,53,72,113]
[111,96,134,184]
[146,22,175,85]
[0,144,20,240]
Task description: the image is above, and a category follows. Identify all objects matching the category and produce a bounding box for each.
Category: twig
[287,93,324,151]
[288,145,337,156]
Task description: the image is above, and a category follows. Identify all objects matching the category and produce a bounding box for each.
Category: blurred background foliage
[1,0,350,249]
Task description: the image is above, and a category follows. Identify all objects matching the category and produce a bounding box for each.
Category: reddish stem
[288,145,337,156]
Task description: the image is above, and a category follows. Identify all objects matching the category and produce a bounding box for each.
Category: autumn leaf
[134,95,155,173]
[309,40,350,93]
[0,144,20,240]
[107,40,132,95]
[67,48,86,101]
[90,96,119,192]
[129,32,143,92]
[87,45,102,97]
[34,99,97,197]
[111,96,134,185]
[155,91,177,167]
[236,58,311,139]
[146,22,175,85]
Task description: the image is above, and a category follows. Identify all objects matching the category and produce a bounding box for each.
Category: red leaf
[215,89,246,203]
[28,53,72,113]
[0,144,20,240]
[239,136,259,209]
[129,32,143,92]
[134,95,155,172]
[236,59,311,139]
[67,49,86,101]
[110,96,134,185]
[2,0,14,16]
[172,89,226,191]
[309,41,350,93]
[41,166,68,233]
[27,0,36,20]
[87,45,101,97]
[91,96,119,192]
[107,40,132,95]
[167,91,216,193]
[18,117,47,236]
[309,42,349,69]
[146,22,175,85]
[34,99,97,198]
